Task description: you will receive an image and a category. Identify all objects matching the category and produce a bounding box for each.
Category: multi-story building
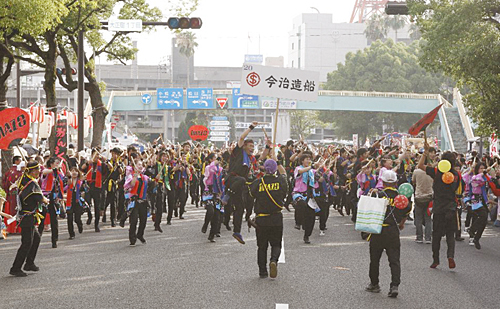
[288,13,411,82]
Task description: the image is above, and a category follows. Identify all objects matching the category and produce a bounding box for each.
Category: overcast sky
[116,0,356,68]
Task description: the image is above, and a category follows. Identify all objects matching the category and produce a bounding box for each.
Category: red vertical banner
[55,118,68,158]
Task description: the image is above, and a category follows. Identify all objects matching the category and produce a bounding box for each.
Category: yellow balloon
[438,160,451,173]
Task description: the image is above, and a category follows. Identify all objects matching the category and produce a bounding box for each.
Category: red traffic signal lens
[190,17,202,29]
[179,17,190,29]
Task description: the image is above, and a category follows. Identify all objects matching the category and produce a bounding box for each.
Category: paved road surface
[1,204,499,309]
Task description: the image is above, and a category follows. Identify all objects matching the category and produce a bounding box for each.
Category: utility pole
[77,30,85,151]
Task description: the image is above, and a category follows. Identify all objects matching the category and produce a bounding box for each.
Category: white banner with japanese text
[241,64,319,102]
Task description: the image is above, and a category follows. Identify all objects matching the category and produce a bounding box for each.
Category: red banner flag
[408,104,443,136]
[0,108,30,150]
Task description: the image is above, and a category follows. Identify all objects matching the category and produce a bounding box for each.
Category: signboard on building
[261,99,297,109]
[232,88,259,109]
[244,54,264,64]
[187,88,214,109]
[157,88,183,109]
[235,122,272,129]
[241,64,319,102]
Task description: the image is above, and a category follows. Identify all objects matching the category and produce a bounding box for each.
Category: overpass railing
[103,89,445,100]
[438,95,455,151]
[453,88,475,140]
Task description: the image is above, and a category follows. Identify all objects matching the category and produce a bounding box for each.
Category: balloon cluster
[438,160,454,184]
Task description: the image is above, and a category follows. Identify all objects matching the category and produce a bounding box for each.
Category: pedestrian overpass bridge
[99,89,474,152]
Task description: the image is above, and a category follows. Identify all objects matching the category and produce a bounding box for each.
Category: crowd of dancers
[2,121,500,297]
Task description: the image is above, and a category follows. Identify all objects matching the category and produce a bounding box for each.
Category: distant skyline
[101,0,357,68]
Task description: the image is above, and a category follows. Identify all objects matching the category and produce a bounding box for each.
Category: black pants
[432,210,457,263]
[469,206,488,242]
[293,198,305,227]
[456,207,463,239]
[256,225,283,273]
[38,199,58,244]
[129,200,148,243]
[203,199,220,237]
[166,189,176,223]
[226,175,247,234]
[67,206,83,237]
[117,186,126,220]
[153,186,164,227]
[104,189,117,224]
[11,224,41,271]
[349,184,359,222]
[369,229,401,287]
[174,186,187,218]
[302,201,316,237]
[190,175,200,206]
[318,197,330,231]
[89,187,102,229]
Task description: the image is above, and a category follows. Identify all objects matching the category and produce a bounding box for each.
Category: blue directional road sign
[187,88,214,109]
[157,88,183,109]
[142,94,152,105]
[232,88,259,109]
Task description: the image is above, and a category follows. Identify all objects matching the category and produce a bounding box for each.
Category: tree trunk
[43,32,58,156]
[44,59,58,155]
[86,74,106,148]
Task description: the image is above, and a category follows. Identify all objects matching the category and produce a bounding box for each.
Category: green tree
[409,0,500,135]
[323,39,452,140]
[178,111,197,142]
[289,110,323,140]
[176,31,197,87]
[364,13,389,43]
[56,0,162,147]
[387,15,408,42]
[0,0,69,174]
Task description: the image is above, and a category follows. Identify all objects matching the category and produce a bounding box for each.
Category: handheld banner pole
[272,98,280,146]
[36,102,42,148]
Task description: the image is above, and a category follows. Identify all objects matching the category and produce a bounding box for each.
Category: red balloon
[394,194,409,210]
[188,125,209,141]
[442,172,455,184]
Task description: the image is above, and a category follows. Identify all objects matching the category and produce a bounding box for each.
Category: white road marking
[276,304,289,309]
[278,237,285,263]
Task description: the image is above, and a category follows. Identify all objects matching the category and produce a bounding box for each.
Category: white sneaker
[468,238,474,246]
[415,239,423,243]
[425,240,432,244]
[320,230,325,236]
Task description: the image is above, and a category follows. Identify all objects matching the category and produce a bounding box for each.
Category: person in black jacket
[249,158,287,279]
[10,161,49,277]
[365,170,411,298]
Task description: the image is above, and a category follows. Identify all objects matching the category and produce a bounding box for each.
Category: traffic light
[385,1,409,15]
[167,17,202,30]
